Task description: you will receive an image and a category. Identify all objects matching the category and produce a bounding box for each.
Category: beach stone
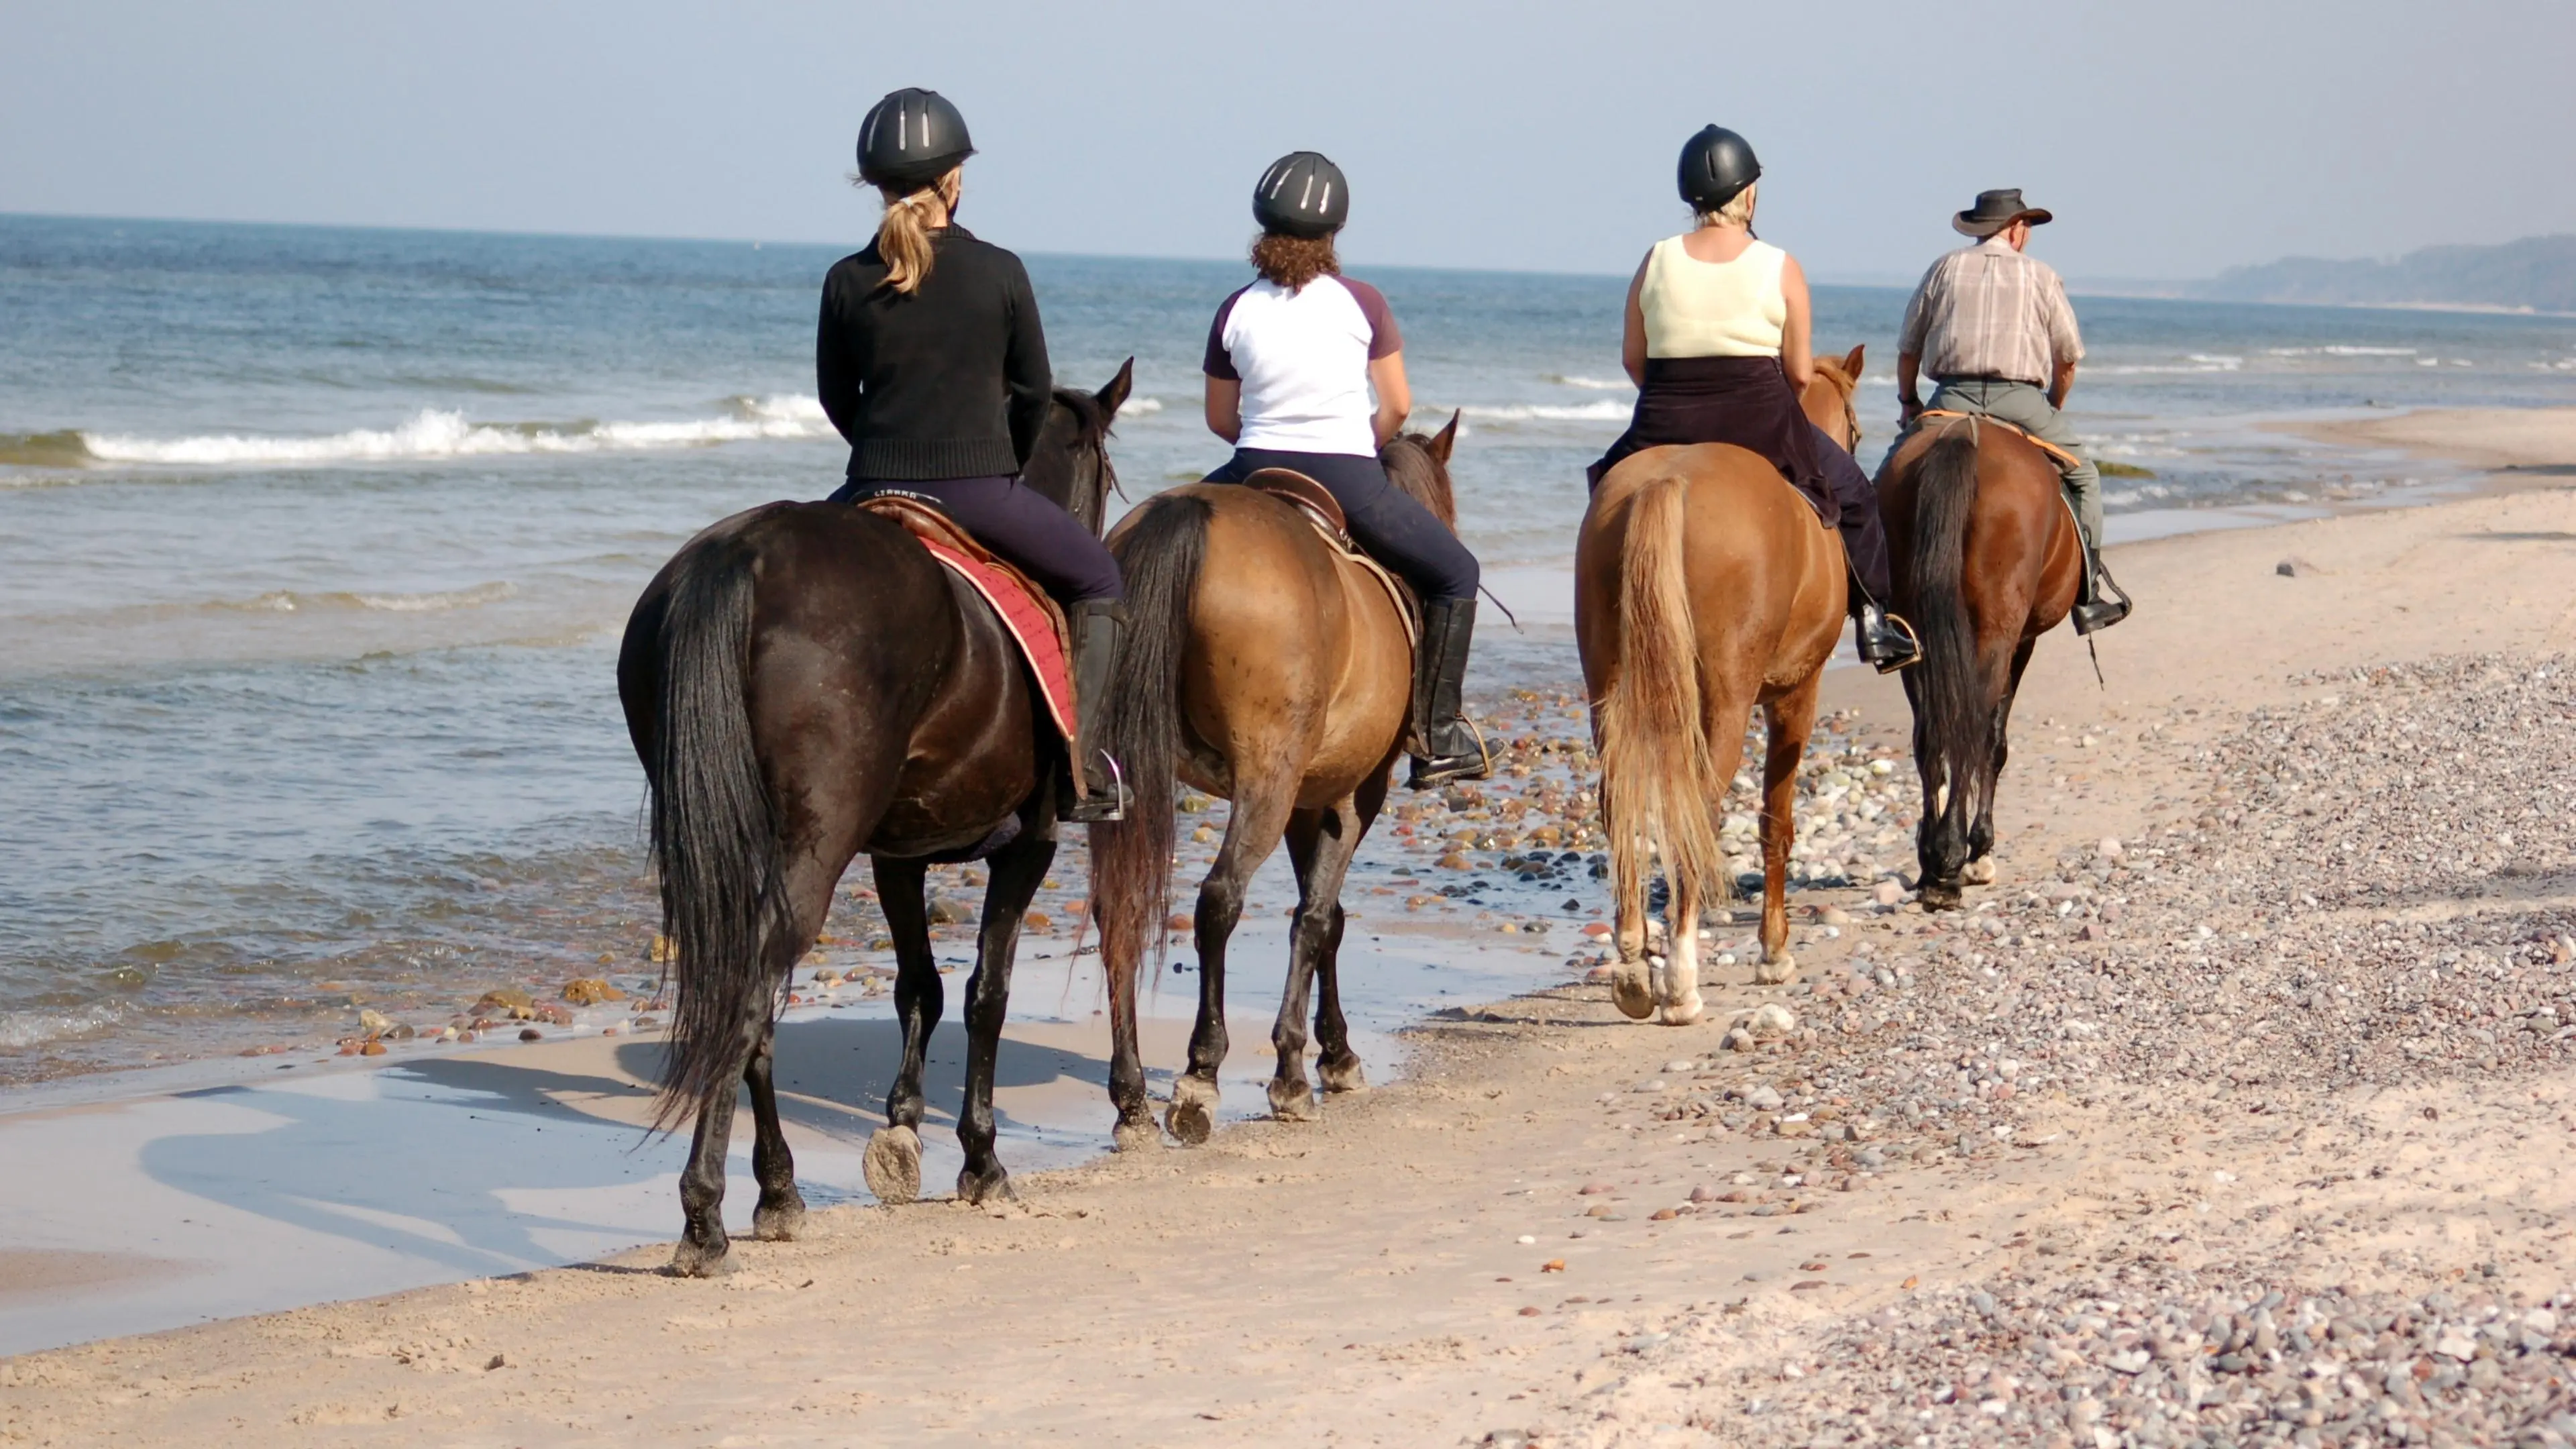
[925,894,968,925]
[1748,1003,1796,1038]
[1024,911,1052,931]
[518,1027,543,1041]
[1873,879,1905,907]
[561,977,625,1006]
[474,987,533,1014]
[533,1003,574,1026]
[1747,1085,1785,1112]
[2098,836,2125,861]
[357,1008,393,1036]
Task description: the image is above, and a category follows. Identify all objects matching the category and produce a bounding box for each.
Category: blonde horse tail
[1599,474,1726,918]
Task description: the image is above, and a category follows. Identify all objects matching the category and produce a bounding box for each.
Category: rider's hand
[1900,396,1923,423]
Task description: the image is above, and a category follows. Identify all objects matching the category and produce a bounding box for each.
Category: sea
[4,211,2573,1083]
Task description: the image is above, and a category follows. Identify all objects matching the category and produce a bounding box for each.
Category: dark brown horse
[1087,421,1462,1148]
[1878,416,2082,910]
[616,364,1129,1275]
[1574,348,1867,1022]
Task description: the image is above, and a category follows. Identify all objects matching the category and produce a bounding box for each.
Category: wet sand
[3,421,2574,1445]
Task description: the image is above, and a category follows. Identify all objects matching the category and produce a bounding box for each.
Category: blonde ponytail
[874,168,961,295]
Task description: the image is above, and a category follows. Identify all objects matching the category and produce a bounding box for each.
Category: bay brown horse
[1087,419,1462,1148]
[616,364,1129,1275]
[1574,347,1866,1024]
[1878,417,2081,910]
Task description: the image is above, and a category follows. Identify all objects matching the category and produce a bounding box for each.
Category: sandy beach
[5,409,2576,1446]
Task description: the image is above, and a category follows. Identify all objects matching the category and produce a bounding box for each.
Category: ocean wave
[2088,358,2245,376]
[1543,374,1635,392]
[1120,396,1166,414]
[219,581,519,614]
[0,1003,123,1051]
[1458,400,1632,423]
[11,397,842,470]
[2265,345,2419,357]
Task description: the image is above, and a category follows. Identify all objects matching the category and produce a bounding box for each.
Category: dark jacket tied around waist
[816,226,1053,482]
[1587,356,1830,520]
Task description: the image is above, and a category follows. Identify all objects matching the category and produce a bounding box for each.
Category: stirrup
[2072,572,2132,635]
[1865,612,1923,674]
[1407,716,1491,790]
[1062,751,1128,824]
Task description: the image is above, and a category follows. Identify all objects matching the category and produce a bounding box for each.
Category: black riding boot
[1407,597,1490,790]
[2071,543,2133,635]
[1061,598,1131,824]
[1849,576,1922,674]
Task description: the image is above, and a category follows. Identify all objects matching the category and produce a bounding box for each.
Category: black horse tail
[1087,494,1211,988]
[1910,429,1990,833]
[642,538,792,1132]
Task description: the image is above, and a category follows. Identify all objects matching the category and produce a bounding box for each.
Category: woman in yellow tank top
[1589,126,1917,672]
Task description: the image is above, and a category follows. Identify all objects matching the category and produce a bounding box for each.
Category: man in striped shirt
[1894,189,2130,633]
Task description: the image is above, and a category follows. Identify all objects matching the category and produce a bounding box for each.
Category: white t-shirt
[1202,273,1402,455]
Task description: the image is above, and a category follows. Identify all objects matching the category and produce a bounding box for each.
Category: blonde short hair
[1696,180,1758,231]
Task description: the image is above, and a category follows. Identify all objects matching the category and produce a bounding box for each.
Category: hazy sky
[5,0,2570,281]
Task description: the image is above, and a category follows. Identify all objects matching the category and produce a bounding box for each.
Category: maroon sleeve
[1340,277,1403,359]
[1201,285,1248,380]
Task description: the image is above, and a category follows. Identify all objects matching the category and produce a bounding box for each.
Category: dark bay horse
[1087,421,1462,1148]
[616,364,1130,1275]
[1878,417,2081,910]
[1574,348,1867,1022]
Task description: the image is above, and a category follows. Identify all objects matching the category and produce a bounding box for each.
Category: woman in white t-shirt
[1199,152,1487,788]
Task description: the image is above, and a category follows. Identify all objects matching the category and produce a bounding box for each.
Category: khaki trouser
[1918,378,2102,551]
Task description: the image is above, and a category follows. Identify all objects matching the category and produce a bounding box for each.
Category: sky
[4,0,2571,282]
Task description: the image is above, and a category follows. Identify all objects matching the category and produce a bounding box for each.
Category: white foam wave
[0,1004,122,1051]
[224,582,519,614]
[1543,374,1635,392]
[1458,400,1632,423]
[81,398,839,468]
[2265,345,2418,357]
[1121,396,1166,414]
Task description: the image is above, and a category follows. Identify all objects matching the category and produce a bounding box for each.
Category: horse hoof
[1611,959,1657,1020]
[667,1238,733,1278]
[751,1192,806,1242]
[1754,951,1795,986]
[1112,1118,1164,1152]
[863,1126,922,1206]
[1318,1056,1369,1094]
[1963,857,1997,886]
[1165,1099,1212,1146]
[956,1166,1016,1205]
[1917,883,1962,912]
[1267,1079,1320,1122]
[1658,997,1705,1027]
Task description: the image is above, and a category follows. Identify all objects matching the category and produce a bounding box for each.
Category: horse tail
[1088,493,1211,985]
[1599,474,1727,912]
[639,537,792,1132]
[1909,429,1990,822]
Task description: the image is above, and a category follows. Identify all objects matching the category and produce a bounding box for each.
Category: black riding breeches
[1812,425,1892,608]
[1205,447,1480,604]
[831,474,1124,603]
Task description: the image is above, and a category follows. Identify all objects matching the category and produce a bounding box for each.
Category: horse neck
[1379,438,1458,529]
[1801,374,1858,452]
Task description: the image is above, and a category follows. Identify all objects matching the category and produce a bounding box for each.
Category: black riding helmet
[857,88,975,191]
[1676,125,1760,213]
[1252,152,1349,239]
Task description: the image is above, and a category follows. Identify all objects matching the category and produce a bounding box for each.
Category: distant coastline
[2075,233,2576,317]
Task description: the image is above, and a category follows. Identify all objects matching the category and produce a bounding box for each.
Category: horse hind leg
[1167,776,1297,1146]
[1963,638,2037,884]
[1659,871,1706,1025]
[1754,676,1822,985]
[1272,798,1366,1120]
[744,1018,805,1242]
[861,855,938,1205]
[1307,767,1388,1093]
[953,814,1056,1205]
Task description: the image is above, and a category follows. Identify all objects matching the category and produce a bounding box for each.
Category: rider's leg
[864,475,1131,821]
[1929,385,2128,633]
[1811,425,1919,673]
[1224,449,1490,788]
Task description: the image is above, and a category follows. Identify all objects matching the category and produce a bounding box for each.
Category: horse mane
[1379,428,1458,529]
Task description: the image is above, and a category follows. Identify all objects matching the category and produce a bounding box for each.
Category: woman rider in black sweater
[818,88,1127,822]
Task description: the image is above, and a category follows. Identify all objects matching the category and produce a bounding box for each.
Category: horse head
[1379,409,1461,529]
[1803,343,1866,455]
[1022,358,1133,537]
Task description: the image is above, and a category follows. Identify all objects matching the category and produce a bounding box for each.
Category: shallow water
[3,212,2571,1077]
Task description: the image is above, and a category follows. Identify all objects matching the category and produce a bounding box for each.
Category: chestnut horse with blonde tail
[1877,417,2081,910]
[1089,420,1464,1146]
[1576,347,1866,1025]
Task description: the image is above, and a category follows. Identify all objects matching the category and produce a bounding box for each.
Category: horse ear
[1096,358,1134,421]
[1430,410,1460,464]
[1841,343,1866,378]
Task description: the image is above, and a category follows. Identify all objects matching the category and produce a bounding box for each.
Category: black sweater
[816,227,1053,481]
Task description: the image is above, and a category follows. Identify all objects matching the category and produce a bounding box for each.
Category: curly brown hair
[1250,231,1339,291]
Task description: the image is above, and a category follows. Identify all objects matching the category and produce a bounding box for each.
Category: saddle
[1917,409,2088,474]
[1240,468,1419,650]
[852,495,1078,742]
